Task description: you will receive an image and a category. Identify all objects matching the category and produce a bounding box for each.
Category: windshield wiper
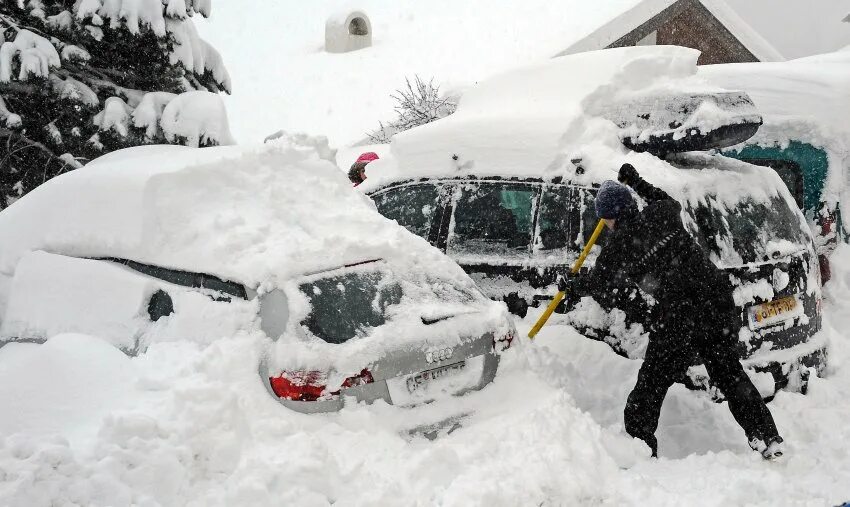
[421,310,477,325]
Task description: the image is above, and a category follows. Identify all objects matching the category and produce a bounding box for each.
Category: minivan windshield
[299,262,481,344]
[685,194,808,265]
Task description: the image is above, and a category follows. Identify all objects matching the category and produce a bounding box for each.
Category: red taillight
[340,368,374,389]
[821,216,834,236]
[818,254,832,284]
[493,331,515,352]
[269,371,327,401]
[269,368,374,401]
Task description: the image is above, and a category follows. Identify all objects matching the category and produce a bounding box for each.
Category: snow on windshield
[269,258,506,377]
[684,194,808,266]
[294,260,482,345]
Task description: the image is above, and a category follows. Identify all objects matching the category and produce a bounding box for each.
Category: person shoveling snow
[558,163,785,460]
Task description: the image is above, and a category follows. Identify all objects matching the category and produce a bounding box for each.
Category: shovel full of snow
[527,220,606,339]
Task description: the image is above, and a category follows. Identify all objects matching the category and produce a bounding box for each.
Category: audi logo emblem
[425,347,453,364]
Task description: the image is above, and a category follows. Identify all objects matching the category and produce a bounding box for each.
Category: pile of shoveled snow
[2,248,850,504]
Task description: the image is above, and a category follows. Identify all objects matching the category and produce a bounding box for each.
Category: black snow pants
[623,295,780,457]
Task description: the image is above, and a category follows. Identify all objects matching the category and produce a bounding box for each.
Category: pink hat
[356,152,379,164]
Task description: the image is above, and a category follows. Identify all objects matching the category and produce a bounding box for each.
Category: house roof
[558,0,783,62]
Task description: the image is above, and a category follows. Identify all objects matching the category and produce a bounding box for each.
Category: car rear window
[300,268,403,344]
[685,194,808,265]
[739,159,805,211]
[299,263,483,344]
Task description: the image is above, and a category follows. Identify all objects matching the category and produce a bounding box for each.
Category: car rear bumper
[272,350,500,414]
[742,330,828,395]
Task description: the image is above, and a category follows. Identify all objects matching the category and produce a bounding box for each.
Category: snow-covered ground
[2,244,849,505]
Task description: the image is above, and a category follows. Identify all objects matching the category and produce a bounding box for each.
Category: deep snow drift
[0,141,467,288]
[0,141,511,397]
[1,246,849,505]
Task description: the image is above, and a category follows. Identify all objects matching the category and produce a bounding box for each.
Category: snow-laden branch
[368,76,457,143]
[93,96,132,137]
[0,96,22,127]
[46,10,74,30]
[48,74,99,106]
[77,0,167,36]
[166,17,231,93]
[132,91,176,139]
[91,90,233,147]
[160,90,233,147]
[68,0,228,91]
[0,29,61,82]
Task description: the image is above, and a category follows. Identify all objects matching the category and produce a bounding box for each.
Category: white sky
[725,0,849,59]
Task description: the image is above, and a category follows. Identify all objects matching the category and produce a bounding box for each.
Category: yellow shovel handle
[527,219,606,339]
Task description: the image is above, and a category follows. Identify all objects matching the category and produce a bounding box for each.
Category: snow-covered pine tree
[0,0,233,209]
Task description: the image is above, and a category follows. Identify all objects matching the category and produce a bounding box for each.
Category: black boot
[749,435,785,460]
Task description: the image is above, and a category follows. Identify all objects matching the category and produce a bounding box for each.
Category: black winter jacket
[578,175,734,313]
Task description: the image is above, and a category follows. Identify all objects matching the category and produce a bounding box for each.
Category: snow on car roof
[357,45,792,212]
[698,49,850,207]
[0,141,466,289]
[698,49,850,142]
[358,46,707,191]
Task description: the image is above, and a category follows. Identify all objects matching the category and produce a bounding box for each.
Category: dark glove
[555,274,582,314]
[618,163,639,186]
[556,274,582,295]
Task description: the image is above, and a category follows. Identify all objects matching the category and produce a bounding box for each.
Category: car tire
[503,292,528,318]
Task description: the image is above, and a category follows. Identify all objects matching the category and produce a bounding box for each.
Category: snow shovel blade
[528,219,606,339]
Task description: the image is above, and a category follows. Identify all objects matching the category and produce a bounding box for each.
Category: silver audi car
[258,257,514,413]
[0,144,515,414]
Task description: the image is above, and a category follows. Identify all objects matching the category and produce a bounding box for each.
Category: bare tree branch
[368,76,457,144]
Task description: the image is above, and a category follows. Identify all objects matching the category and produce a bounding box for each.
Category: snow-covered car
[0,143,514,413]
[699,50,850,284]
[358,46,826,394]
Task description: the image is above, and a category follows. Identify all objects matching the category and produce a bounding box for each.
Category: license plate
[406,361,466,394]
[386,356,485,407]
[748,295,804,330]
